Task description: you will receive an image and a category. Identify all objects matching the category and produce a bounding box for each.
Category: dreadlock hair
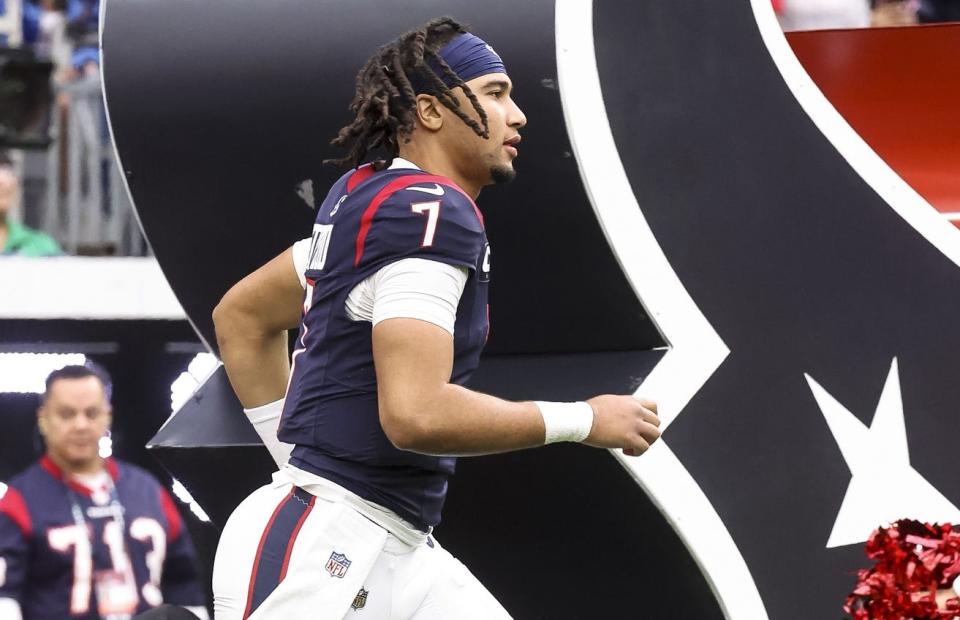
[325,16,491,169]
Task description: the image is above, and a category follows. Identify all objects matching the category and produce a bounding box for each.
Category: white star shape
[805,358,960,548]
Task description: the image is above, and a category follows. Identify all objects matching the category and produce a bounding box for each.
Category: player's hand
[583,395,660,456]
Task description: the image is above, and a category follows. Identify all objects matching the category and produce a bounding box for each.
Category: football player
[0,365,207,620]
[210,16,661,619]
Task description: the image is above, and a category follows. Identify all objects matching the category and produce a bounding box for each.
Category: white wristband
[244,399,294,467]
[536,401,594,444]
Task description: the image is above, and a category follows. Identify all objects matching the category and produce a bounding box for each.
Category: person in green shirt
[0,155,62,257]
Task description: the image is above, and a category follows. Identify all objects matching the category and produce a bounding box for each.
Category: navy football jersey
[279,162,491,531]
[0,457,205,619]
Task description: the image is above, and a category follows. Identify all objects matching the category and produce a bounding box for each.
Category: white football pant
[212,474,511,619]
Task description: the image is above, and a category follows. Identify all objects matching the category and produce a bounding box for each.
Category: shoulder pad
[354,175,484,269]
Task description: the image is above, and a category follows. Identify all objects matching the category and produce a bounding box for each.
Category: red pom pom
[844,520,960,619]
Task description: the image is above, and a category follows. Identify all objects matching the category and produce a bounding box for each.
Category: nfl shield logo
[325,551,351,578]
[351,587,368,610]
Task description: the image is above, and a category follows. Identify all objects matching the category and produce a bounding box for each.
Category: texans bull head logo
[103,0,960,617]
[558,1,960,618]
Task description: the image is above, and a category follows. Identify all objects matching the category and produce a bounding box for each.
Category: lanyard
[64,475,138,618]
[66,476,126,540]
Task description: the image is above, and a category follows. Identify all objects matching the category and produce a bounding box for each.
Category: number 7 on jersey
[411,201,441,247]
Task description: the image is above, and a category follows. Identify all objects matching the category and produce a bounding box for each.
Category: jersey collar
[388,157,421,170]
[40,455,120,496]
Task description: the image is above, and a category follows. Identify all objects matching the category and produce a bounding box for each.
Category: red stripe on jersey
[0,485,32,536]
[346,164,376,192]
[159,486,183,541]
[40,455,64,483]
[354,174,481,267]
[106,458,120,481]
[243,489,294,620]
[278,494,316,582]
[40,455,97,497]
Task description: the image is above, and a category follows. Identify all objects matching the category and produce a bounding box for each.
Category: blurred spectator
[21,1,42,46]
[0,364,208,619]
[65,0,98,48]
[0,153,61,256]
[16,0,142,256]
[9,0,137,257]
[70,44,99,77]
[37,1,71,74]
[22,1,71,78]
[57,46,123,255]
[776,0,872,31]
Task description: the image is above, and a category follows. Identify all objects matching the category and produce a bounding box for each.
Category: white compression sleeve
[291,237,311,289]
[243,399,293,467]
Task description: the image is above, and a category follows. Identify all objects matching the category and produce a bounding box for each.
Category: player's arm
[213,243,307,465]
[213,246,304,408]
[373,319,660,456]
[368,189,659,456]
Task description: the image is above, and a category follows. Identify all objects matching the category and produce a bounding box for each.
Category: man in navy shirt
[210,16,661,619]
[0,365,207,620]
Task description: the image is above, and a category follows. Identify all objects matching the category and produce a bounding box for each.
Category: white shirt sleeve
[293,231,467,334]
[346,258,468,335]
[291,238,312,289]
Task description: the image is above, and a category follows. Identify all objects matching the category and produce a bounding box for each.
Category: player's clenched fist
[584,395,660,456]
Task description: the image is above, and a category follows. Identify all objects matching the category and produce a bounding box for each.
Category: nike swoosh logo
[406,184,445,196]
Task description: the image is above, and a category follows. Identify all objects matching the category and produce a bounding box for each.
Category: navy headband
[424,33,507,89]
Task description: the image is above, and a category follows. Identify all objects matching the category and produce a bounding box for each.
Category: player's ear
[36,408,47,436]
[414,94,443,132]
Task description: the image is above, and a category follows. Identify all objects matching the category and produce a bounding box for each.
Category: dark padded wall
[594,2,960,617]
[101,0,660,355]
